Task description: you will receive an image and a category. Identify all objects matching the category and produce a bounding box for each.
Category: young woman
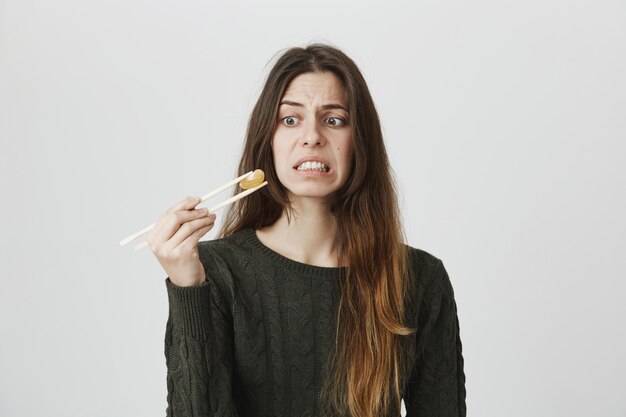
[148,43,467,417]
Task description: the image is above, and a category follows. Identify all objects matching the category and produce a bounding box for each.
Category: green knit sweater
[164,227,467,416]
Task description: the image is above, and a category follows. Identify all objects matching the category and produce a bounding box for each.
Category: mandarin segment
[239,169,265,189]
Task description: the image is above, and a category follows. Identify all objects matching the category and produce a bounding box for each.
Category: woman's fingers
[147,195,215,287]
[175,222,215,254]
[165,195,201,215]
[165,211,216,251]
[159,196,200,220]
[147,204,207,250]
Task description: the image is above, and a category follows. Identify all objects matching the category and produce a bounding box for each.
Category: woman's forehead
[281,71,348,105]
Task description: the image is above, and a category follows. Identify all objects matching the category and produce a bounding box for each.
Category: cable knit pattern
[164,227,466,416]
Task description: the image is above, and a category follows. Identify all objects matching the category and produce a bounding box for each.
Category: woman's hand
[147,196,216,287]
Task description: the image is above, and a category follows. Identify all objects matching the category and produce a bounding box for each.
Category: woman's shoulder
[197,227,253,263]
[403,243,454,299]
[405,244,441,271]
[198,228,254,254]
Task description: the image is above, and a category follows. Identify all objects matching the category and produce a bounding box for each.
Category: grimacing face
[271,71,354,204]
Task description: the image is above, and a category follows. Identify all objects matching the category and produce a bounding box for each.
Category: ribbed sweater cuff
[165,277,211,339]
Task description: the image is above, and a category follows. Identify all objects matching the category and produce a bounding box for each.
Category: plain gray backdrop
[1,0,625,416]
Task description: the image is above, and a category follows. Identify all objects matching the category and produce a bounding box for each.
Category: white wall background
[1,0,624,416]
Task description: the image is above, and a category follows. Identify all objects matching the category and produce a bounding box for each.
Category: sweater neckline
[240,227,347,278]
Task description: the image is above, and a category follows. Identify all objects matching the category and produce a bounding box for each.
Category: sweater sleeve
[403,259,467,417]
[164,244,239,417]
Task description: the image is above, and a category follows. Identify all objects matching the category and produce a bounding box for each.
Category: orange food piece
[239,169,265,189]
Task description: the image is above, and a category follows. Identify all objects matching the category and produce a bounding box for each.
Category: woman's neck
[256,197,346,268]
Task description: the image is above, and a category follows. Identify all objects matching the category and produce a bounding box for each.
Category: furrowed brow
[321,103,348,111]
[279,100,303,108]
[279,100,348,112]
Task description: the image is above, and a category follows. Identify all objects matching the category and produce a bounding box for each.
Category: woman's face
[271,71,354,203]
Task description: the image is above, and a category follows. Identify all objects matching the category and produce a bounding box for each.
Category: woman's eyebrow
[279,100,348,112]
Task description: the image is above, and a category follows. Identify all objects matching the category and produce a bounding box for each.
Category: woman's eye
[282,116,300,126]
[326,117,346,127]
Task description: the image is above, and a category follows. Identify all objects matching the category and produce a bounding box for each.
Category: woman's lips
[293,167,333,177]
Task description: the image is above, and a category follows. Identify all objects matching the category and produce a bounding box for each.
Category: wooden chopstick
[131,180,268,251]
[119,170,256,247]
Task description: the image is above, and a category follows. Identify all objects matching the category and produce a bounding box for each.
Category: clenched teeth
[296,161,329,172]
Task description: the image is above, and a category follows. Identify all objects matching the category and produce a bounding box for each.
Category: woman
[148,43,467,417]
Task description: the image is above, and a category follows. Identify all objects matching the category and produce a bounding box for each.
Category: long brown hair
[218,43,417,417]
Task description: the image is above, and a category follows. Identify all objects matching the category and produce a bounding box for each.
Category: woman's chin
[286,188,337,202]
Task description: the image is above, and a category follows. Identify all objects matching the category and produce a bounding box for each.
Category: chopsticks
[119,170,268,251]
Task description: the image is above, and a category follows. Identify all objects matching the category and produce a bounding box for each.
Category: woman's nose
[303,137,322,146]
[301,121,324,147]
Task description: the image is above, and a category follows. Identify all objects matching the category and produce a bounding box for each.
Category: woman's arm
[164,244,239,416]
[404,259,467,417]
